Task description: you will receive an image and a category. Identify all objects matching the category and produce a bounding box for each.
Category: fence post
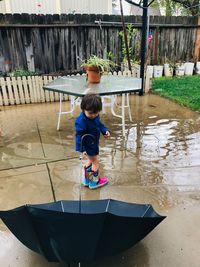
[194,17,200,63]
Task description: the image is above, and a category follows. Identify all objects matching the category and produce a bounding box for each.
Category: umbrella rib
[60,201,65,212]
[141,205,151,217]
[106,199,110,212]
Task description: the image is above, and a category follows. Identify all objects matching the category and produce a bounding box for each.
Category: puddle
[0,95,200,209]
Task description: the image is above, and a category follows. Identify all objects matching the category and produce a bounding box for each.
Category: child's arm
[96,116,110,137]
[75,120,86,152]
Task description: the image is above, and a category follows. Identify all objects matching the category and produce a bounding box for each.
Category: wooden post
[194,17,200,63]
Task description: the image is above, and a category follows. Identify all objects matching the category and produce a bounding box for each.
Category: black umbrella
[0,199,165,263]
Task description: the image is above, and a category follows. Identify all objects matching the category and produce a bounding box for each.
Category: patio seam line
[46,162,56,202]
[0,156,79,172]
[36,119,56,201]
[36,120,46,158]
[1,161,200,172]
[0,169,47,179]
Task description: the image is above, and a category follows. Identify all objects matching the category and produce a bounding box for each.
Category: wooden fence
[0,14,199,74]
[0,71,149,106]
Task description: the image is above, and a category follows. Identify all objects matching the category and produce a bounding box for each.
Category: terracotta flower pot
[84,66,102,83]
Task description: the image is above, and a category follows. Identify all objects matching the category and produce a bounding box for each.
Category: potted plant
[81,55,116,83]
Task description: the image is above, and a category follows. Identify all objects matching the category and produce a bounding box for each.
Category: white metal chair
[57,94,132,134]
[101,95,132,122]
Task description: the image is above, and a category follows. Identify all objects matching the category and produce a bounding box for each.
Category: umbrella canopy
[0,199,165,263]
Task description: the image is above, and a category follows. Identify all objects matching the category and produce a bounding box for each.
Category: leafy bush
[11,69,39,77]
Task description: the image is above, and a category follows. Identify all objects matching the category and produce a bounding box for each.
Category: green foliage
[107,51,116,61]
[81,55,116,73]
[11,69,38,77]
[152,76,200,112]
[118,24,140,63]
[173,0,200,15]
[153,0,177,16]
[152,0,200,16]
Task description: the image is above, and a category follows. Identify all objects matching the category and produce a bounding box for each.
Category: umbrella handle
[80,133,96,153]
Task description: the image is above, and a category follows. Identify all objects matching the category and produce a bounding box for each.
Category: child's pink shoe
[89,176,109,189]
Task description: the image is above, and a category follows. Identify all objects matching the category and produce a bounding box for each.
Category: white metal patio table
[43,75,142,136]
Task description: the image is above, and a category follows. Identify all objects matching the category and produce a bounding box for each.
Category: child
[75,93,110,189]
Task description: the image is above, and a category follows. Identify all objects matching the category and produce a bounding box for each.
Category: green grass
[152,75,200,112]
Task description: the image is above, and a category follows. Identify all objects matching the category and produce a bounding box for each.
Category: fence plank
[11,77,20,105]
[38,76,45,102]
[5,77,15,105]
[22,76,30,104]
[43,76,50,102]
[31,76,36,102]
[53,76,59,101]
[17,77,25,104]
[0,78,9,105]
[31,76,39,102]
[34,76,42,102]
[48,76,55,102]
[27,76,35,103]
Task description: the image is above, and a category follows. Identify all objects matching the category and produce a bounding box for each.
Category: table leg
[126,94,132,122]
[57,93,62,130]
[109,94,131,136]
[122,94,125,137]
[111,95,121,117]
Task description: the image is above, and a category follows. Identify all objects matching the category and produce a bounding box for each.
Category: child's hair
[81,93,102,113]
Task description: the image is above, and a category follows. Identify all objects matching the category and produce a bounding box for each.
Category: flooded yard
[0,94,200,267]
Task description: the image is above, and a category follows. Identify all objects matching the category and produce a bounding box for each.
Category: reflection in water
[101,106,200,208]
[126,117,200,170]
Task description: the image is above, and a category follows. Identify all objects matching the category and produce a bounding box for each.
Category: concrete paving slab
[35,102,77,160]
[0,230,62,267]
[0,106,45,169]
[0,102,77,170]
[0,164,54,211]
[47,158,81,200]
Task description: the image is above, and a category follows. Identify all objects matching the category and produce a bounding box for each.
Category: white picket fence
[0,75,70,106]
[0,71,150,106]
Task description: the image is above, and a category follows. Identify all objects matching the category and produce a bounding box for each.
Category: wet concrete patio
[0,94,200,267]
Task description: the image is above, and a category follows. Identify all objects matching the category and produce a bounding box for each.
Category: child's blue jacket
[75,112,109,156]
